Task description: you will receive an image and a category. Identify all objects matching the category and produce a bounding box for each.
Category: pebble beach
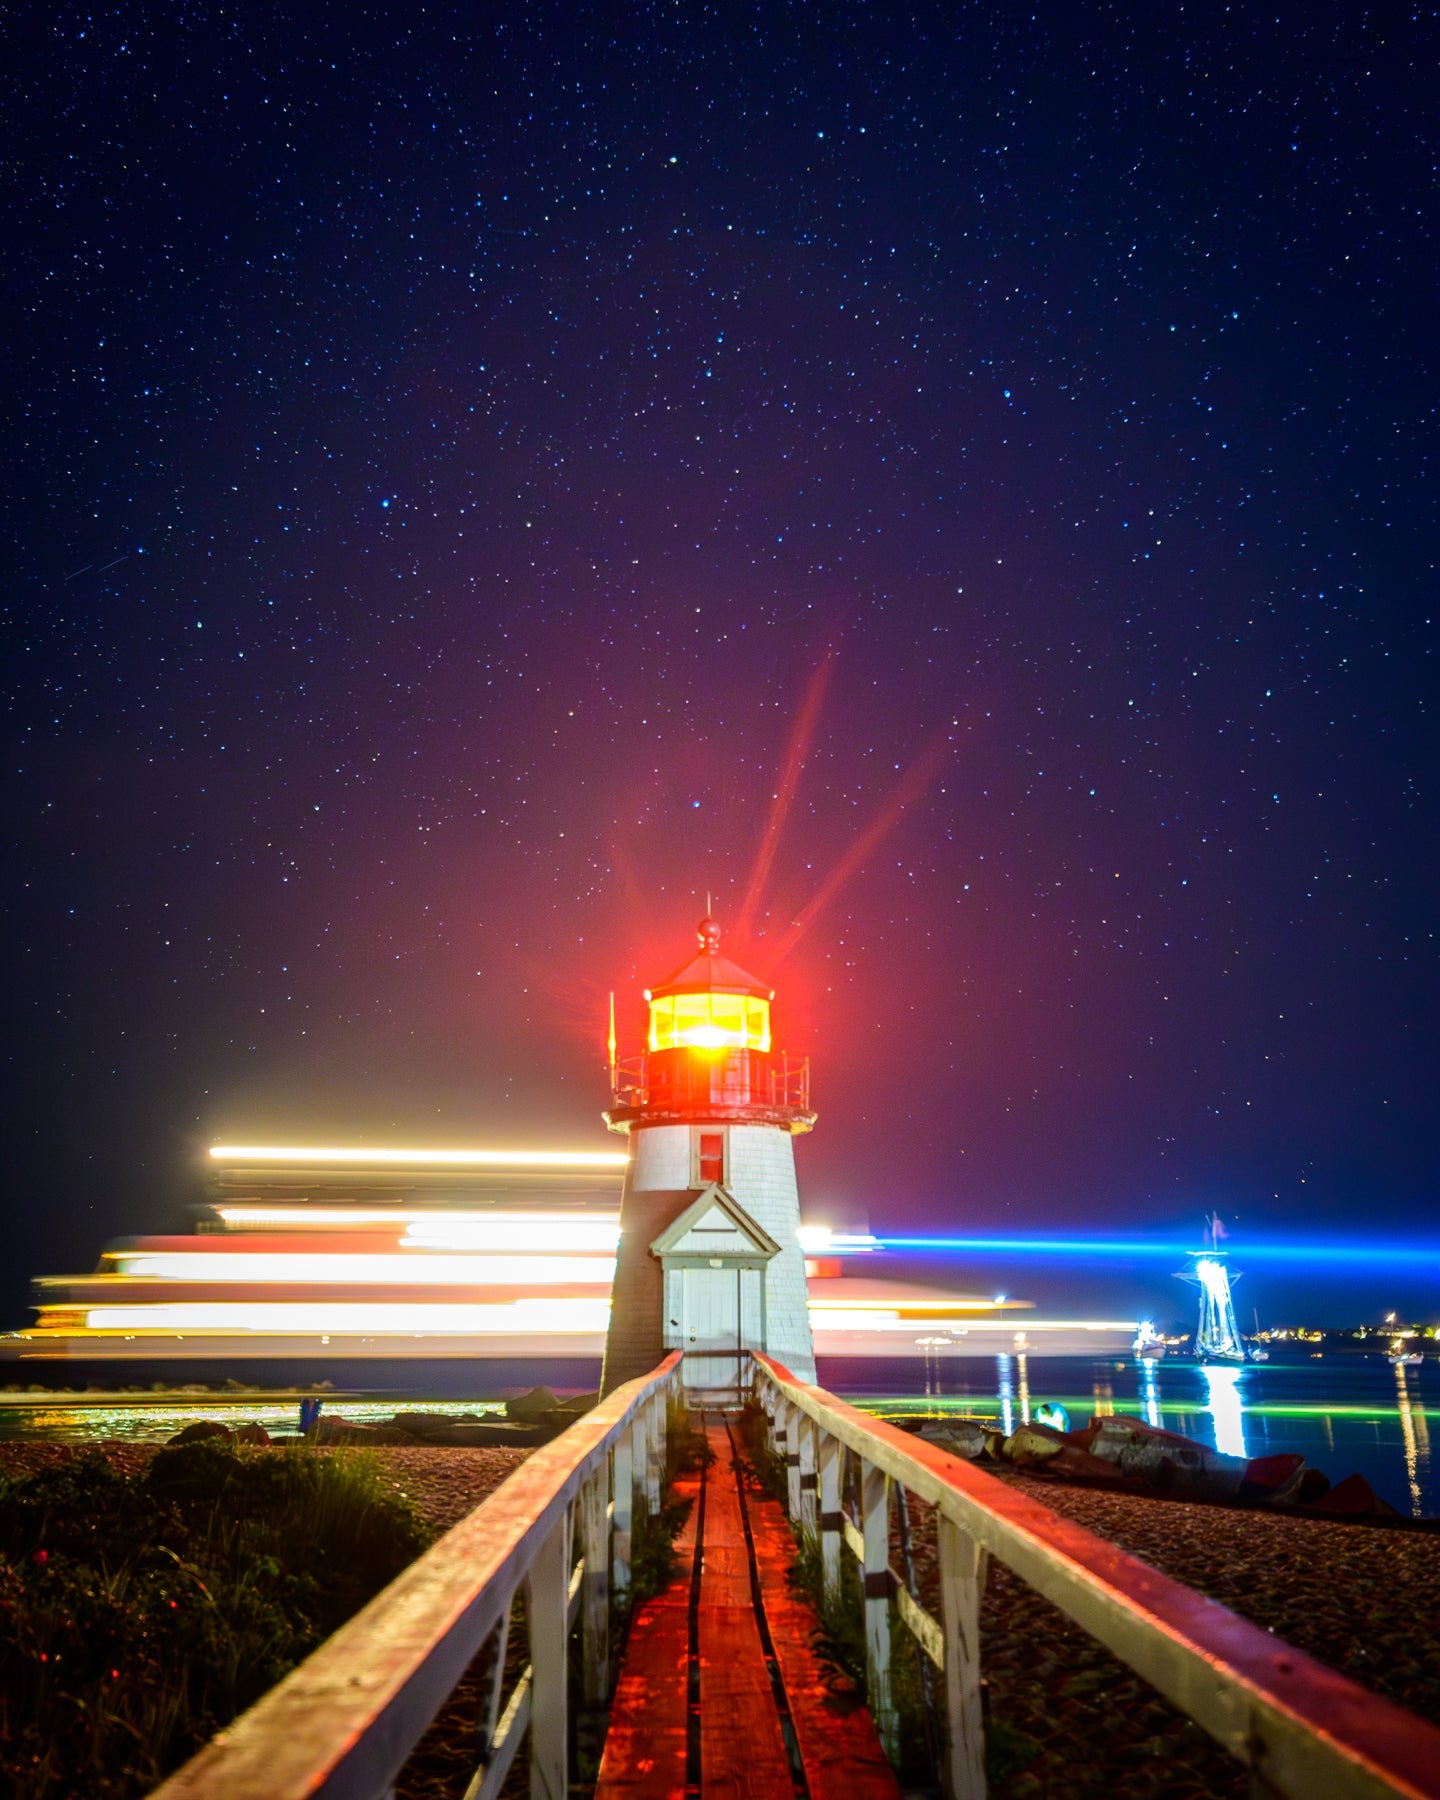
[3,1438,1436,1798]
[902,1467,1440,1798]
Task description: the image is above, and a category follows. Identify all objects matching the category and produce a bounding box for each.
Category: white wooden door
[680,1265,743,1398]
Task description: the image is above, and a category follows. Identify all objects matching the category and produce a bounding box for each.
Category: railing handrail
[150,1352,682,1800]
[754,1353,1440,1800]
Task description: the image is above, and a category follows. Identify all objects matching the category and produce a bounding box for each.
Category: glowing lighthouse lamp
[600,917,817,1404]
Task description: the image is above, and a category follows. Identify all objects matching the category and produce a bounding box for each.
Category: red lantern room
[606,918,814,1131]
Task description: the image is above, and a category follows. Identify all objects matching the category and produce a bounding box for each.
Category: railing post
[817,1428,843,1607]
[861,1457,898,1760]
[580,1466,609,1708]
[771,1394,789,1465]
[480,1599,514,1767]
[782,1407,802,1521]
[938,1514,988,1799]
[526,1506,570,1800]
[612,1426,633,1601]
[632,1403,651,1527]
[646,1392,664,1516]
[798,1412,818,1539]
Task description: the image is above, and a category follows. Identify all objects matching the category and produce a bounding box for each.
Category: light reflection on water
[997,1354,1014,1435]
[1201,1366,1246,1458]
[823,1351,1439,1518]
[1395,1364,1431,1515]
[1141,1359,1160,1428]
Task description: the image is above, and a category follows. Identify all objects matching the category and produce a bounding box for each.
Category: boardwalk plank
[595,1472,700,1798]
[699,1424,794,1800]
[602,1428,894,1800]
[747,1488,902,1799]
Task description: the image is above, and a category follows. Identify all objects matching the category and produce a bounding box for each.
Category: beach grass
[0,1439,432,1798]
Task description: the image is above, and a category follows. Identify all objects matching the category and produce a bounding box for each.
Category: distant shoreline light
[208,1145,630,1168]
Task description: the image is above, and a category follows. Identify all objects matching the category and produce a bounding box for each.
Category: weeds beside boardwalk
[0,1439,526,1799]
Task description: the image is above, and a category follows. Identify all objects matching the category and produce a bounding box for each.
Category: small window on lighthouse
[695,1130,726,1186]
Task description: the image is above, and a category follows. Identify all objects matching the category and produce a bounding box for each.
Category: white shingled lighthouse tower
[600,918,817,1400]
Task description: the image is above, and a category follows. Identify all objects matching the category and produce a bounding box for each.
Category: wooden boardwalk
[598,1418,899,1800]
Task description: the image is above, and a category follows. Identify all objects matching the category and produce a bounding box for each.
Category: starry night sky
[5,3,1436,1329]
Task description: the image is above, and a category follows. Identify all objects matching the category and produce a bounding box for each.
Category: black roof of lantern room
[647,917,774,1001]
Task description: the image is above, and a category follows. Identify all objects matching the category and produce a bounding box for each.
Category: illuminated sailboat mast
[1178,1214,1247,1363]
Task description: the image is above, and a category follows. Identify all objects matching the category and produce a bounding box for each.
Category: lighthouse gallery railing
[752,1352,1440,1800]
[610,1047,810,1112]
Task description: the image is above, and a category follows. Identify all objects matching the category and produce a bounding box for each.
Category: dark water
[823,1350,1437,1519]
[1,1350,1432,1518]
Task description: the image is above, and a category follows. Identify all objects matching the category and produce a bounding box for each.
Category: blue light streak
[865,1235,1440,1264]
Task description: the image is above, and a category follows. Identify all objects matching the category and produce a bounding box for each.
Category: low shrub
[0,1443,432,1798]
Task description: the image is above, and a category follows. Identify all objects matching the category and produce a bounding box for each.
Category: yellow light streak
[807,1296,1012,1313]
[110,1253,617,1285]
[60,1297,1137,1341]
[809,1309,902,1330]
[207,1145,629,1167]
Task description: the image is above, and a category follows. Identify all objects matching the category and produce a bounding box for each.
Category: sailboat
[1177,1216,1247,1364]
[1132,1320,1167,1360]
[1248,1307,1270,1363]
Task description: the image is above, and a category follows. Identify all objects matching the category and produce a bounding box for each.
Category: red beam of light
[765,727,958,970]
[734,649,837,942]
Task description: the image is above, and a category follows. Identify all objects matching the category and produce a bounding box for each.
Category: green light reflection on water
[0,1399,509,1444]
[857,1396,1436,1421]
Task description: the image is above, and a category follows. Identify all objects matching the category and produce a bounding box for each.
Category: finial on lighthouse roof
[698,915,721,955]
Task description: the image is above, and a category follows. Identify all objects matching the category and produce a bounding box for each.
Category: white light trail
[213,1208,622,1243]
[85,1299,613,1334]
[110,1253,617,1286]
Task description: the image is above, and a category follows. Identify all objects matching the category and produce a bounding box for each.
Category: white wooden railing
[752,1353,1440,1800]
[148,1350,1440,1800]
[149,1353,683,1800]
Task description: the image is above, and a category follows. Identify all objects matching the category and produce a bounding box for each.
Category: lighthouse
[600,918,818,1399]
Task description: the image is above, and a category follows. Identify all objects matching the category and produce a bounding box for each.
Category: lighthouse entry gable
[650,1184,779,1406]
